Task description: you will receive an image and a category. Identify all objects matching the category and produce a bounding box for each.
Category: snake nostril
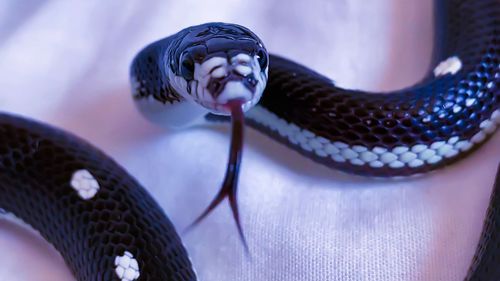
[247,77,257,87]
[242,75,258,89]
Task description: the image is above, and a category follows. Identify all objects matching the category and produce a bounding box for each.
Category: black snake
[0,0,499,280]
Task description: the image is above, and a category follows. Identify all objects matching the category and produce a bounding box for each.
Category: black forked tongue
[185,99,249,253]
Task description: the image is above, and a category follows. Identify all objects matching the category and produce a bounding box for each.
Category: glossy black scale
[465,164,500,280]
[131,38,182,104]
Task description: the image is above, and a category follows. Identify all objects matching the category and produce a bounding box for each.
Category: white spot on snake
[115,251,140,281]
[427,155,443,164]
[369,160,384,168]
[341,148,358,159]
[352,145,367,153]
[372,147,387,154]
[453,104,462,113]
[408,159,425,168]
[444,149,459,158]
[465,98,476,107]
[418,149,436,161]
[392,146,409,154]
[350,159,364,166]
[411,144,427,153]
[332,154,346,163]
[70,169,99,200]
[430,141,445,150]
[389,160,405,168]
[308,139,323,150]
[447,136,459,144]
[437,144,454,156]
[480,119,496,134]
[246,106,499,170]
[455,140,473,152]
[399,152,417,163]
[471,131,486,143]
[453,140,466,149]
[360,151,378,162]
[380,152,398,164]
[433,56,462,76]
[324,143,340,154]
[333,141,348,149]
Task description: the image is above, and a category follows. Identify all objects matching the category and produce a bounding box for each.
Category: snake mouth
[200,74,259,114]
[199,96,255,114]
[215,80,253,103]
[208,73,258,99]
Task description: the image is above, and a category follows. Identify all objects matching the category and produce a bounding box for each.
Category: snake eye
[181,58,194,80]
[256,49,268,69]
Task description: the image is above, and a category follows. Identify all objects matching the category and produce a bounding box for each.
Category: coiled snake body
[0,0,499,280]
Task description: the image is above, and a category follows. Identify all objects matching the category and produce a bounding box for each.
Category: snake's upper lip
[216,81,253,104]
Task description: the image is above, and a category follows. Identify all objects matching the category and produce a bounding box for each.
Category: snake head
[167,22,269,115]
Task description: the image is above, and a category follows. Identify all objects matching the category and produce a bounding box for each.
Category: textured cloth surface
[0,1,499,280]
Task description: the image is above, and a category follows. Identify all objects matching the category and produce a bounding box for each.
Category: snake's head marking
[168,22,269,115]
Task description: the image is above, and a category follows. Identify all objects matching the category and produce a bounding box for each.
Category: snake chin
[198,96,255,115]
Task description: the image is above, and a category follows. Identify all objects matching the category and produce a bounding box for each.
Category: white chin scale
[183,53,268,115]
[216,81,254,111]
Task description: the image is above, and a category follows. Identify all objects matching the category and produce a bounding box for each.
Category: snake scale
[0,0,499,280]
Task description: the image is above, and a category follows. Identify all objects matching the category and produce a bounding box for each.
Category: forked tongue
[185,99,248,252]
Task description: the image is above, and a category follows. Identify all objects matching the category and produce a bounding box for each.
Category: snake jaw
[185,99,249,252]
[216,81,253,105]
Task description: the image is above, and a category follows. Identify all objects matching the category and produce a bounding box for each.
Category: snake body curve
[0,0,499,280]
[0,114,196,280]
[132,0,499,177]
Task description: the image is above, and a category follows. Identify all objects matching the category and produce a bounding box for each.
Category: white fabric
[0,1,498,280]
